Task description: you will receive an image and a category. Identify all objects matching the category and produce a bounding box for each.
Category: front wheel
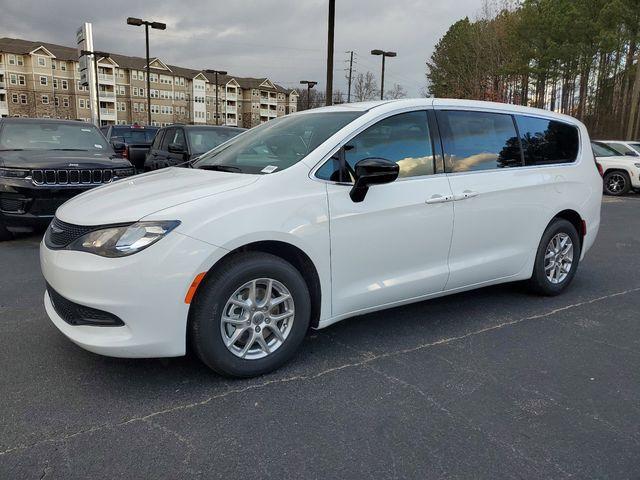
[190,252,311,377]
[529,219,581,296]
[603,170,630,196]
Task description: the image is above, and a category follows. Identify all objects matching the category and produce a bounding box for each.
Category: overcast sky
[0,0,484,96]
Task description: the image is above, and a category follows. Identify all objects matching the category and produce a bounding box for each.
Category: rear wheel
[603,170,630,196]
[529,219,581,296]
[190,252,311,377]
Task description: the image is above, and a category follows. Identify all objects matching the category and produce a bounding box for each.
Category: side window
[172,128,187,148]
[151,130,164,150]
[516,116,579,165]
[316,111,434,181]
[438,110,522,172]
[160,128,175,150]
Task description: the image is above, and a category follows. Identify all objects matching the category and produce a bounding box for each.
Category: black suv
[100,124,159,172]
[0,118,134,240]
[145,124,245,171]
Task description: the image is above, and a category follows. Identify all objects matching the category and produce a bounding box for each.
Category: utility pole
[300,80,318,110]
[205,69,228,125]
[346,50,354,103]
[325,0,335,106]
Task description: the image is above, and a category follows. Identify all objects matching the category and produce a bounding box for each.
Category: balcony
[99,108,116,119]
[98,73,115,83]
[98,91,115,99]
[260,108,269,117]
[226,104,237,113]
[226,91,237,101]
[0,100,8,116]
[0,81,5,90]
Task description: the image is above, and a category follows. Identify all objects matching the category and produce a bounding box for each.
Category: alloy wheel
[544,233,574,284]
[606,173,626,194]
[220,278,295,360]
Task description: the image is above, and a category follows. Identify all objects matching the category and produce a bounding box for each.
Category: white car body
[41,99,602,359]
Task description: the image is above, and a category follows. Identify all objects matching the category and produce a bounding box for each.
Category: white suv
[592,141,640,195]
[41,99,602,377]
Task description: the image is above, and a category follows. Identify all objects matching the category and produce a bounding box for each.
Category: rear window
[437,110,522,172]
[111,127,158,144]
[591,142,619,157]
[516,116,579,165]
[0,122,110,152]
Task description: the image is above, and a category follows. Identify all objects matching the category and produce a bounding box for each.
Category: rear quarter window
[515,116,579,165]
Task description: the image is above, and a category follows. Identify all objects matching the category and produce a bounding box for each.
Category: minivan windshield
[0,122,111,152]
[192,111,364,174]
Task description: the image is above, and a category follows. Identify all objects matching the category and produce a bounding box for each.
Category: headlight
[67,221,180,257]
[0,168,30,179]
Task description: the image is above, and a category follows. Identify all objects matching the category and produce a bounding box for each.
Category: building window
[54,97,60,106]
[18,75,26,86]
[133,102,138,112]
[118,85,125,95]
[11,93,18,103]
[79,98,85,109]
[38,56,46,67]
[60,62,66,71]
[40,76,48,86]
[61,80,68,90]
[20,94,27,104]
[53,78,58,89]
[51,60,57,70]
[63,97,69,107]
[16,55,24,66]
[9,74,17,85]
[41,95,49,104]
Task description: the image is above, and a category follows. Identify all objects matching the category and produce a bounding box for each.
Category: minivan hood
[0,149,129,169]
[56,167,259,225]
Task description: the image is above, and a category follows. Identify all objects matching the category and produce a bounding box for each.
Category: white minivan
[41,99,602,377]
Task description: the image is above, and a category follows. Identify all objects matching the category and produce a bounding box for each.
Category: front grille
[44,217,95,248]
[47,283,124,326]
[31,168,134,186]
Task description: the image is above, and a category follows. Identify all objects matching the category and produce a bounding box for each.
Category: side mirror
[349,158,399,202]
[111,141,126,153]
[168,142,185,154]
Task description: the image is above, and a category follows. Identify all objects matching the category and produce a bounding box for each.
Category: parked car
[595,139,640,157]
[100,124,159,172]
[0,118,135,241]
[144,124,246,171]
[41,99,601,377]
[592,141,640,195]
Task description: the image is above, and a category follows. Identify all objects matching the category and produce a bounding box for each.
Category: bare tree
[353,71,378,101]
[385,83,407,99]
[333,89,345,104]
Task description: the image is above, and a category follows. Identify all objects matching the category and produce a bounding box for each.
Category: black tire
[603,170,630,196]
[529,218,581,296]
[0,222,13,242]
[190,252,311,377]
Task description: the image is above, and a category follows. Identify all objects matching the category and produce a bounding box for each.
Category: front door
[323,110,455,317]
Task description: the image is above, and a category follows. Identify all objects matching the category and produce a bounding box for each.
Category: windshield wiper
[0,148,25,151]
[198,164,242,173]
[50,148,89,151]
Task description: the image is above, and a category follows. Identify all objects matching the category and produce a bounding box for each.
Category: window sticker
[261,165,278,174]
[94,144,103,149]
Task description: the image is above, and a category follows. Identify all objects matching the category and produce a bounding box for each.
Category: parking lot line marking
[2,285,639,458]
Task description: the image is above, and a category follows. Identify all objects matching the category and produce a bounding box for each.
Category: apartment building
[0,37,299,128]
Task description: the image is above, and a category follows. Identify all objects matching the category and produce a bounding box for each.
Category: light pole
[127,17,166,125]
[205,69,227,125]
[371,49,397,100]
[325,0,335,106]
[300,80,317,110]
[81,49,110,126]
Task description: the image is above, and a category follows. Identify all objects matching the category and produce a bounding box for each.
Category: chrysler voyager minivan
[40,99,602,377]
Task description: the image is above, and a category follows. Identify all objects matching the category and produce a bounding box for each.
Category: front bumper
[41,230,224,358]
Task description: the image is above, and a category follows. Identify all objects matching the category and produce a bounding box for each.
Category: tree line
[427,0,640,139]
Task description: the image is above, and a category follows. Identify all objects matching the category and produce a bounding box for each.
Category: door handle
[454,190,479,201]
[425,194,453,204]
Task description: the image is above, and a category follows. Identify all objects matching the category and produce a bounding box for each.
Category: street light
[204,69,227,126]
[300,80,317,110]
[127,17,166,125]
[371,49,397,100]
[81,49,110,125]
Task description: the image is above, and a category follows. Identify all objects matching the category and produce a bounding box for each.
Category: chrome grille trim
[31,169,119,186]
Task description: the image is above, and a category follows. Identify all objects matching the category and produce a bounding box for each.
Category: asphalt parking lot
[1,196,639,479]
